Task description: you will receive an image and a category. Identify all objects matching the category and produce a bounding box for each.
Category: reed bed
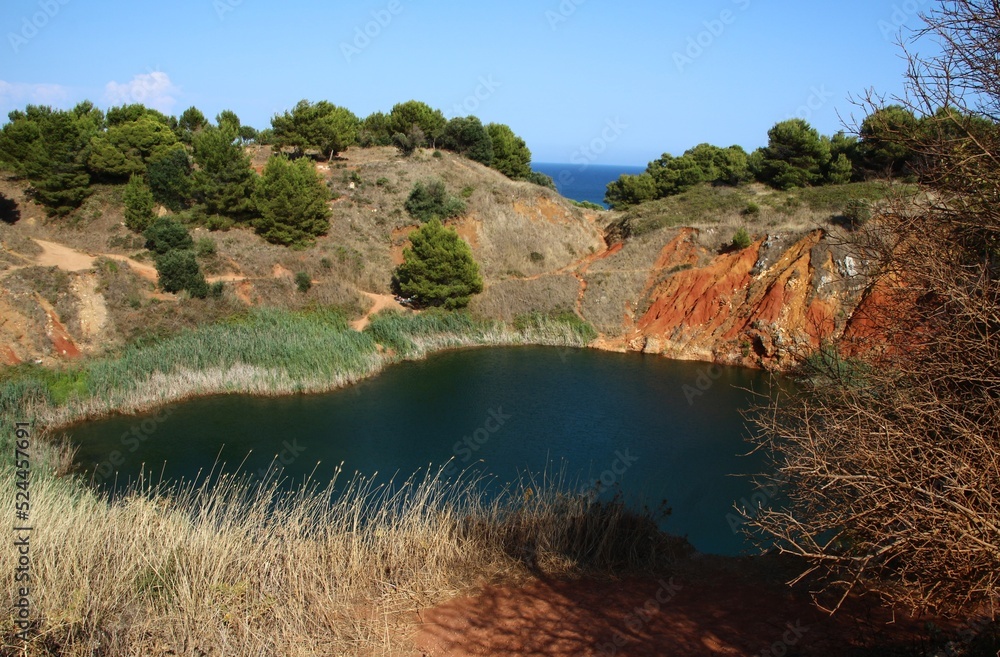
[0,307,595,434]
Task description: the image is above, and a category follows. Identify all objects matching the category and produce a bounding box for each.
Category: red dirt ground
[409,556,944,657]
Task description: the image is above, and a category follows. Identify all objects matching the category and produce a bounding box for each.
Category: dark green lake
[65,346,775,555]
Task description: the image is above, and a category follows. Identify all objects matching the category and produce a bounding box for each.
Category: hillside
[0,146,885,370]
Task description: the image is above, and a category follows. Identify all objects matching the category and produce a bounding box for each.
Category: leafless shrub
[746,0,1000,616]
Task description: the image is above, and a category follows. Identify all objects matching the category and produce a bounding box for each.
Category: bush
[295,271,312,293]
[195,237,216,257]
[529,251,545,263]
[743,201,761,216]
[123,174,156,233]
[393,218,483,309]
[204,214,234,232]
[732,227,753,250]
[843,198,872,228]
[208,281,225,298]
[404,180,466,223]
[143,216,193,255]
[155,249,208,298]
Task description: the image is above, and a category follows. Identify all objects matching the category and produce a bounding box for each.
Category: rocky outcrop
[583,227,869,369]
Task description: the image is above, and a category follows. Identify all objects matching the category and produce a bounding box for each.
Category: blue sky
[0,0,929,166]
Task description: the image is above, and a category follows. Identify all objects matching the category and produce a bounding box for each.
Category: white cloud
[103,72,179,112]
[0,80,72,106]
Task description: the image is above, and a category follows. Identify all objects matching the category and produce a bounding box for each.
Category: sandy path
[351,292,405,331]
[32,239,161,281]
[33,239,96,271]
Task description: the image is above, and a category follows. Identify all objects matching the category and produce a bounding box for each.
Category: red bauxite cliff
[582,226,868,370]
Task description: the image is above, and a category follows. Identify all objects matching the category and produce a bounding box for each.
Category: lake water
[532,162,646,208]
[65,347,775,555]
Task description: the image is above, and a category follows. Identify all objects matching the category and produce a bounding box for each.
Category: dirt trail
[409,558,942,657]
[351,292,406,331]
[31,239,161,281]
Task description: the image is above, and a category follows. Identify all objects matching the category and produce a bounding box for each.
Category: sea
[531,162,647,208]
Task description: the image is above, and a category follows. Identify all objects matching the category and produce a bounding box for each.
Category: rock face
[579,227,869,370]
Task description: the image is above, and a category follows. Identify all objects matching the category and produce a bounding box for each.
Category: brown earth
[351,291,407,331]
[408,557,944,657]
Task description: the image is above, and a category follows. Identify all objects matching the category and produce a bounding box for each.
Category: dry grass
[468,274,580,322]
[0,453,684,656]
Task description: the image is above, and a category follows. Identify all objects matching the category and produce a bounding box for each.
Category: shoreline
[29,329,597,433]
[42,337,771,434]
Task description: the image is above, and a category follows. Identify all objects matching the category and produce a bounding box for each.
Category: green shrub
[208,281,225,298]
[743,201,760,216]
[143,216,193,255]
[155,249,208,298]
[295,272,312,293]
[732,227,753,250]
[404,180,466,223]
[843,198,872,228]
[432,150,442,158]
[529,251,545,263]
[460,185,475,198]
[320,257,332,270]
[376,177,390,187]
[123,174,156,233]
[204,214,234,231]
[195,237,216,257]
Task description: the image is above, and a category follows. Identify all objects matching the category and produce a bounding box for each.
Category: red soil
[410,558,942,657]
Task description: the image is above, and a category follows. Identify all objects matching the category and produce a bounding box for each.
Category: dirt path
[351,292,406,331]
[32,239,161,281]
[408,557,942,657]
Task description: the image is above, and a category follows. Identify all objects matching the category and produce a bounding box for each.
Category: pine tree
[393,218,483,309]
[252,155,331,246]
[192,124,258,221]
[123,174,156,232]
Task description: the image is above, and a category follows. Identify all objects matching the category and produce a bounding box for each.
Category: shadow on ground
[411,556,945,656]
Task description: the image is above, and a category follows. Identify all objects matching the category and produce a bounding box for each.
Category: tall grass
[2,307,598,429]
[0,306,621,652]
[0,466,686,655]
